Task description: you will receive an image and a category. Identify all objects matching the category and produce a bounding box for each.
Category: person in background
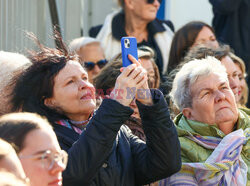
[89,0,174,78]
[164,57,249,185]
[0,113,67,186]
[137,46,160,89]
[8,34,181,185]
[229,53,249,107]
[183,45,240,102]
[167,21,219,75]
[0,51,31,115]
[209,0,250,108]
[69,37,107,84]
[94,46,160,141]
[94,48,163,186]
[0,138,28,184]
[0,170,29,186]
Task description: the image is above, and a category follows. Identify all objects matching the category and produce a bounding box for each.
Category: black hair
[9,32,78,123]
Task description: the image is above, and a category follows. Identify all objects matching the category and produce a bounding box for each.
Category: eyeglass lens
[84,59,107,70]
[42,150,68,170]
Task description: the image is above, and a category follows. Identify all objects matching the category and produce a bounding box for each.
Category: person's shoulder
[157,19,175,32]
[89,24,103,38]
[120,124,132,134]
[179,136,211,162]
[239,107,250,115]
[238,107,250,128]
[51,123,79,152]
[52,123,79,141]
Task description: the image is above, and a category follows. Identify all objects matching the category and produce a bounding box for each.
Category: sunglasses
[147,0,162,4]
[84,59,108,71]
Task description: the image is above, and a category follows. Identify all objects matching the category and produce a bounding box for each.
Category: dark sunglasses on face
[84,59,108,71]
[147,0,162,4]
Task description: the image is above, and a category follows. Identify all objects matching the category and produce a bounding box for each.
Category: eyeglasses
[83,59,108,71]
[19,150,68,170]
[147,0,162,4]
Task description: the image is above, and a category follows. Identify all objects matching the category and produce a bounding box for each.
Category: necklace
[70,119,89,125]
[69,113,93,129]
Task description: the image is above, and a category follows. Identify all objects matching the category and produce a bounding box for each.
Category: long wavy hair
[9,32,79,123]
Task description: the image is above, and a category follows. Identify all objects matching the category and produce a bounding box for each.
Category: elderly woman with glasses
[159,57,250,185]
[89,0,174,78]
[8,34,181,186]
[0,112,67,186]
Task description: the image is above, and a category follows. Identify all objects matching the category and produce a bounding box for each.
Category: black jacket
[53,89,181,186]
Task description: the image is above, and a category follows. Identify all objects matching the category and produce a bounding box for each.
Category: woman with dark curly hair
[8,34,181,186]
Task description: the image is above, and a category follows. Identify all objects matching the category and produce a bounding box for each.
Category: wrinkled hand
[110,55,152,106]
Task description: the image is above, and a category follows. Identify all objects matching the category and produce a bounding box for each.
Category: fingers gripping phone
[121,37,138,67]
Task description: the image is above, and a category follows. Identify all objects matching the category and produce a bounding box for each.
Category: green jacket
[174,108,250,181]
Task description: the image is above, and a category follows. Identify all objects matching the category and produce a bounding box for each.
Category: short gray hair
[169,56,228,111]
[0,51,31,89]
[68,37,100,53]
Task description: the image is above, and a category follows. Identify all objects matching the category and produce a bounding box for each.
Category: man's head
[69,37,107,83]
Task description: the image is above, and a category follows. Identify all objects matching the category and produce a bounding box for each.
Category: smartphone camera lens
[124,39,130,48]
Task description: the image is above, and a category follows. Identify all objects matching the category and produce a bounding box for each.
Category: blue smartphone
[121,37,138,67]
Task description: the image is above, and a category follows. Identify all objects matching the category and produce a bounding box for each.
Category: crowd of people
[0,0,249,185]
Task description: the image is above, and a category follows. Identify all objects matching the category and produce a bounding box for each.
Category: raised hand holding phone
[112,37,152,106]
[127,55,153,106]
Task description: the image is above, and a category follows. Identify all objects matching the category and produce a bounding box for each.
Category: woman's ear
[182,107,193,119]
[44,98,55,108]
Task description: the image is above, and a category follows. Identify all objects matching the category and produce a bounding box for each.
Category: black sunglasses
[84,59,108,70]
[147,0,162,4]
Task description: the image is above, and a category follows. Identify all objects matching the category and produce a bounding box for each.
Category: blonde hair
[138,46,160,88]
[229,53,249,106]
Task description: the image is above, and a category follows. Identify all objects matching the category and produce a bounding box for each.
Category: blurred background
[0,0,212,53]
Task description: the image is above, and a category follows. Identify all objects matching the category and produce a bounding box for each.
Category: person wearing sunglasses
[0,112,67,186]
[69,37,107,84]
[89,0,174,79]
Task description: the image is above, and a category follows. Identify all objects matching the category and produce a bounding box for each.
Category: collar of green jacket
[174,108,250,137]
[174,108,250,180]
